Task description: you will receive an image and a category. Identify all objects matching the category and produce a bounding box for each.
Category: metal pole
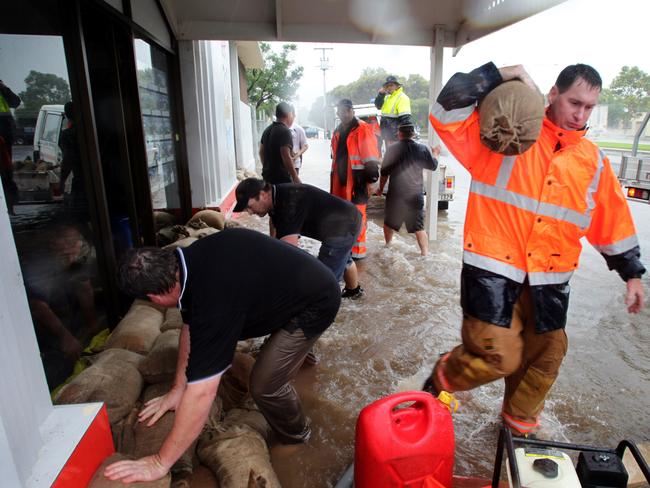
[315,47,333,137]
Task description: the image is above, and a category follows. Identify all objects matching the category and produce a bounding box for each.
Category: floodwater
[240,138,649,487]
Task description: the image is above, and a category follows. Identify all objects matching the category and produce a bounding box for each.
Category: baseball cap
[398,122,415,130]
[336,99,354,109]
[383,75,401,87]
[233,178,266,212]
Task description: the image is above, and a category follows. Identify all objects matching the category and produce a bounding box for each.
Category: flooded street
[240,138,650,487]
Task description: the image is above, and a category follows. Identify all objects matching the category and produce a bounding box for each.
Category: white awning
[159,0,567,49]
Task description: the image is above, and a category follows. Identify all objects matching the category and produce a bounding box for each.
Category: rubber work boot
[341,285,364,299]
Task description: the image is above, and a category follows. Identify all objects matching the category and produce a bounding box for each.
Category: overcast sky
[281,0,650,120]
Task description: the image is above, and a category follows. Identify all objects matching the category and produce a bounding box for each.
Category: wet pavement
[242,138,649,487]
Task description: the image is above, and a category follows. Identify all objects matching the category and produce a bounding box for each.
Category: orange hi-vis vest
[331,119,380,259]
[330,119,380,202]
[430,106,640,287]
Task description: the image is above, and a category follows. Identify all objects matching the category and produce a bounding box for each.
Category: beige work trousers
[250,327,320,444]
[430,285,568,433]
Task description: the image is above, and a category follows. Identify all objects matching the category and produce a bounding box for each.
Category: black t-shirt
[177,228,340,382]
[381,139,437,197]
[271,184,361,243]
[260,121,293,184]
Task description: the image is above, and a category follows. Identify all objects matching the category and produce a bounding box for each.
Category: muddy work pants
[428,285,568,434]
[250,328,320,444]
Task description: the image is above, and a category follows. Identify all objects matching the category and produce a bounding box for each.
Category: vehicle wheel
[438,201,449,210]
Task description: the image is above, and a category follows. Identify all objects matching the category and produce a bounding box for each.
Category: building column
[424,26,445,241]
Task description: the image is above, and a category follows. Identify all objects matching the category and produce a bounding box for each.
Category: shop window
[0,33,108,391]
[134,38,180,213]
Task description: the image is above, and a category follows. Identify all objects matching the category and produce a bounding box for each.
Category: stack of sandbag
[139,329,181,384]
[197,402,280,488]
[88,453,171,488]
[54,349,144,425]
[104,299,165,355]
[158,209,224,249]
[132,383,197,488]
[236,168,259,181]
[154,211,177,232]
[161,307,183,332]
[479,80,544,155]
[187,210,225,231]
[218,352,256,411]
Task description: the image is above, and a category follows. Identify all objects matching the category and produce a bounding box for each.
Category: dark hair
[555,64,602,93]
[117,247,178,300]
[398,124,415,138]
[64,101,75,120]
[276,102,294,119]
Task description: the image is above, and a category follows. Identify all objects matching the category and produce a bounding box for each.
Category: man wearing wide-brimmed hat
[374,75,412,146]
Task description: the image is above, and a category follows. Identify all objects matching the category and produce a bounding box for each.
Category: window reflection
[1,33,107,390]
[134,39,180,212]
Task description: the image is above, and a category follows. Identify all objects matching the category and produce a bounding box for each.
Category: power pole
[315,47,333,137]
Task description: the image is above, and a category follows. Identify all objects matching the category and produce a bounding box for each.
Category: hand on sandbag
[139,386,184,426]
[104,454,168,483]
[498,64,538,93]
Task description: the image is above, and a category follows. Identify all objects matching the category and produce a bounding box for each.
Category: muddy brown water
[238,139,650,487]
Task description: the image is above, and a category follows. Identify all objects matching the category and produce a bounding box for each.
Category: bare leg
[343,261,359,290]
[383,224,394,246]
[415,230,429,256]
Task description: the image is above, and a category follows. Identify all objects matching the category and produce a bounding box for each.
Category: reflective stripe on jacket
[330,119,380,202]
[379,87,411,119]
[429,62,645,332]
[331,119,379,259]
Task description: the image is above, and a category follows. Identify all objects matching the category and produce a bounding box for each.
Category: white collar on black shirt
[176,248,188,309]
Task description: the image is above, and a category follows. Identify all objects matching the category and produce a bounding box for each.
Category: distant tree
[599,89,626,128]
[404,74,429,99]
[410,98,430,131]
[314,69,432,131]
[246,43,304,117]
[15,70,71,120]
[608,66,650,129]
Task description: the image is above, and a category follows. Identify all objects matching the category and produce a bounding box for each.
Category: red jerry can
[354,391,455,488]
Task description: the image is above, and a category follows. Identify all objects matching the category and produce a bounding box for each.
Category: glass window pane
[42,112,63,143]
[134,38,180,212]
[1,33,108,391]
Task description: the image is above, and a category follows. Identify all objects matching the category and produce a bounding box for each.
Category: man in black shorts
[104,229,340,484]
[234,177,364,299]
[376,123,439,256]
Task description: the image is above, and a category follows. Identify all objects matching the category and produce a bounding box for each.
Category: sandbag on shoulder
[479,80,544,155]
[104,299,164,355]
[54,349,144,424]
[139,329,180,384]
[88,453,171,487]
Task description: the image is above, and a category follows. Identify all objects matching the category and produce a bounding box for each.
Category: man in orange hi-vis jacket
[331,99,380,298]
[424,62,646,435]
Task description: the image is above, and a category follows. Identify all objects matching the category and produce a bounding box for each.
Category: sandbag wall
[53,210,280,488]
